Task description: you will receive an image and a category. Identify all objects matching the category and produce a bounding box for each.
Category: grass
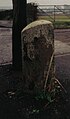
[54,21,70,29]
[38,15,70,28]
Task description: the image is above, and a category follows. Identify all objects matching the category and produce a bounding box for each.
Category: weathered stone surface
[21,20,54,92]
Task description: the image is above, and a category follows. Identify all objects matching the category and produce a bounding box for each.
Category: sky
[0,0,12,7]
[28,0,70,5]
[0,0,70,7]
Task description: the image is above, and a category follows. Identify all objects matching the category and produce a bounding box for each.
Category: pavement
[55,40,70,56]
[0,27,12,64]
[54,29,70,57]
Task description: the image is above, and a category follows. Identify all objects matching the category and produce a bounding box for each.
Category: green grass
[38,15,70,21]
[54,21,70,29]
[38,15,70,28]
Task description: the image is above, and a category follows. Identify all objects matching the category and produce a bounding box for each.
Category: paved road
[54,29,70,93]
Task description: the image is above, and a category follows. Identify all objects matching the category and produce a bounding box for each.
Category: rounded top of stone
[22,20,52,32]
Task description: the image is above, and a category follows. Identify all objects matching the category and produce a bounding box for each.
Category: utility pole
[12,0,27,71]
[54,5,56,26]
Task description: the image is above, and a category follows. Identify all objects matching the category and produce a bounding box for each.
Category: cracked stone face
[21,20,54,92]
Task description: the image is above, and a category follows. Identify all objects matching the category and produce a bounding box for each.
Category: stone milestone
[21,20,54,93]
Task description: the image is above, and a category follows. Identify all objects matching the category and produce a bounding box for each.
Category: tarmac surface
[54,29,70,85]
